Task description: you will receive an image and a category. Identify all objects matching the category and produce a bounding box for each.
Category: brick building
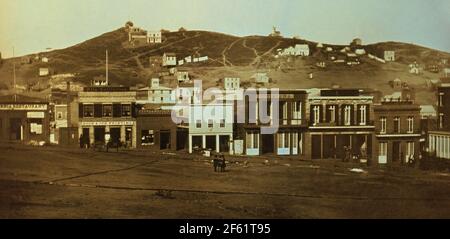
[136,109,187,150]
[78,86,137,148]
[305,89,375,160]
[237,89,308,157]
[373,99,421,165]
[428,84,450,159]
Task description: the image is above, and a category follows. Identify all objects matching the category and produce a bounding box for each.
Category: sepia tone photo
[0,0,450,219]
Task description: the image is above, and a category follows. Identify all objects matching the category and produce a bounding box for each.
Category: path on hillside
[242,38,260,67]
[221,38,242,67]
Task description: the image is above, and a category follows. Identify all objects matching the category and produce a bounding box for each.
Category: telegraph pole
[13,47,16,102]
[106,49,108,85]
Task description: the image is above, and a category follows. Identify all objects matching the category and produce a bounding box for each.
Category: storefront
[0,100,50,143]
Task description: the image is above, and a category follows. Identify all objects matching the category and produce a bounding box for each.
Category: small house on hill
[252,72,269,83]
[162,53,177,67]
[384,51,395,61]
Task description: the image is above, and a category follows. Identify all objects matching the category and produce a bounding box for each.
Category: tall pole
[106,49,108,85]
[13,47,16,102]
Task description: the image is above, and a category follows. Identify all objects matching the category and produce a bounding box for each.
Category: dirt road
[1,143,450,218]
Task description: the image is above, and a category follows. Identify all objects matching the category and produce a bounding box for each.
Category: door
[160,130,171,149]
[9,118,22,140]
[262,134,274,154]
[94,127,105,143]
[392,141,400,162]
[110,127,121,144]
[311,135,322,159]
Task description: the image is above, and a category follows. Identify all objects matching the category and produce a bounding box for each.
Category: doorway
[110,127,121,143]
[160,130,171,149]
[9,118,22,140]
[219,135,230,152]
[262,134,274,154]
[393,141,400,162]
[94,127,105,143]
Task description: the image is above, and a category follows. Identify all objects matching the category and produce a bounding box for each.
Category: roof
[164,53,176,56]
[420,105,436,115]
[0,94,48,103]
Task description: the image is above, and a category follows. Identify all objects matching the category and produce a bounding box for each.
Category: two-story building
[305,89,375,160]
[237,89,308,157]
[78,86,137,147]
[188,103,234,154]
[136,77,176,105]
[373,99,421,165]
[428,84,450,159]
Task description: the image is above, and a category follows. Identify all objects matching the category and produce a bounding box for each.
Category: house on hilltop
[384,51,395,61]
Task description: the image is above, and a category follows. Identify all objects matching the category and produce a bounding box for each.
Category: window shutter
[79,103,83,118]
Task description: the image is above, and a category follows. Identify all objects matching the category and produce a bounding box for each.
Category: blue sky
[1,0,449,58]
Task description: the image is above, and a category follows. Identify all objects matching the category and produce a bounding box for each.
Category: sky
[0,0,449,58]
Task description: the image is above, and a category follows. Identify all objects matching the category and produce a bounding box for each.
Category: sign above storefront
[0,104,47,111]
[80,121,135,126]
[27,112,45,118]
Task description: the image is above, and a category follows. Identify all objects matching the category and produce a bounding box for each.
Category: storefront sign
[27,112,45,118]
[0,104,47,111]
[80,121,135,126]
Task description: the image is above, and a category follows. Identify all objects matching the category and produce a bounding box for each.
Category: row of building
[0,77,449,165]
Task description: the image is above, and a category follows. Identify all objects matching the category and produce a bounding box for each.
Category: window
[439,113,444,129]
[328,105,336,123]
[380,117,387,134]
[29,118,43,135]
[313,105,321,125]
[406,141,415,162]
[292,101,302,125]
[57,112,63,119]
[277,132,290,148]
[439,92,444,107]
[83,104,94,117]
[394,117,400,133]
[379,142,387,156]
[246,132,260,149]
[220,119,225,128]
[344,105,352,126]
[196,120,201,128]
[141,130,154,145]
[208,119,213,128]
[281,102,288,125]
[359,105,367,125]
[407,116,414,133]
[102,104,112,117]
[121,104,131,117]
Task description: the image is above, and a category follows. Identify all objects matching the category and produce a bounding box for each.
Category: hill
[0,26,449,105]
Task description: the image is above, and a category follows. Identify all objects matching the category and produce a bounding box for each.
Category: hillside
[0,26,449,105]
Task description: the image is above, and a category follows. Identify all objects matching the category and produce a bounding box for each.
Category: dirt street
[1,142,450,218]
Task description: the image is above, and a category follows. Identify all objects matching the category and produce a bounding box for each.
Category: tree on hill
[179,27,187,32]
[161,29,171,33]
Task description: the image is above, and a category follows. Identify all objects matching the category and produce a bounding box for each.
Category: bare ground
[0,142,450,218]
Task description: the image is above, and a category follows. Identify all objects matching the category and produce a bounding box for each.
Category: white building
[444,68,450,77]
[428,131,450,159]
[188,103,234,154]
[384,51,395,61]
[224,77,240,90]
[39,68,49,76]
[41,57,49,63]
[252,72,269,83]
[148,31,162,43]
[162,53,177,67]
[137,77,175,104]
[355,49,366,55]
[294,44,310,56]
[176,71,190,83]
